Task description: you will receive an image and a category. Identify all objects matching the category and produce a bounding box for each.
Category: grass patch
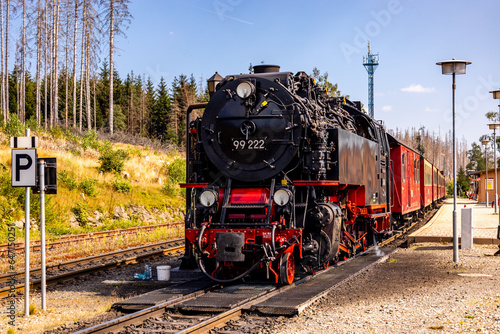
[430,326,444,330]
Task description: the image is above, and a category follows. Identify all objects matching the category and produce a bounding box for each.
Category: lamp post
[482,139,490,208]
[488,124,499,213]
[489,89,500,254]
[436,59,471,263]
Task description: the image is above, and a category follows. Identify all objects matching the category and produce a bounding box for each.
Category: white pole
[486,145,489,207]
[494,128,498,213]
[452,73,458,263]
[39,159,46,311]
[24,128,30,317]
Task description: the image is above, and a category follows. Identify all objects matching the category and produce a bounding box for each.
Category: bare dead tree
[0,0,4,124]
[72,0,78,127]
[4,0,9,120]
[35,0,44,126]
[64,0,70,128]
[50,0,60,128]
[78,0,85,130]
[101,0,132,134]
[44,0,49,128]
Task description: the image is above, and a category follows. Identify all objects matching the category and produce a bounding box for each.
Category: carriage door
[376,127,389,206]
[407,153,411,206]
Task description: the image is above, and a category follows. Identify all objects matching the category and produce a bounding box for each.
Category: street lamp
[482,138,490,208]
[490,89,500,255]
[488,124,500,213]
[436,59,471,263]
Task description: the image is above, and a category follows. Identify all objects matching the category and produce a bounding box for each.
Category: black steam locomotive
[181,65,392,285]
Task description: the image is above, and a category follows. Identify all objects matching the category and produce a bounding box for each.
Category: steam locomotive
[180,65,443,285]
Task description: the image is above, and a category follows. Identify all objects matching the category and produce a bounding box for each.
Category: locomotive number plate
[232,138,266,150]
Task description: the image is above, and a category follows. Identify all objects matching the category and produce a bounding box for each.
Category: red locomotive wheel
[279,253,295,285]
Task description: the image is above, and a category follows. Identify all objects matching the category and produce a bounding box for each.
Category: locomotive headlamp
[199,190,218,207]
[236,81,255,99]
[273,188,292,206]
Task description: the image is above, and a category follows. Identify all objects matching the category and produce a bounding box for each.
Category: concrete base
[461,207,473,249]
[251,248,396,316]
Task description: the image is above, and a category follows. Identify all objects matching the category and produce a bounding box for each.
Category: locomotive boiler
[181,65,392,285]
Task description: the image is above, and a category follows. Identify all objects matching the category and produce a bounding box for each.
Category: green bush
[25,116,41,132]
[49,126,66,139]
[98,141,129,174]
[81,130,101,151]
[79,178,99,197]
[165,157,186,183]
[58,170,79,190]
[72,203,89,226]
[112,178,131,193]
[162,180,180,196]
[2,114,25,137]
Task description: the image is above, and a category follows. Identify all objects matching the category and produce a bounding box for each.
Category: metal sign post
[10,129,39,316]
[24,129,30,317]
[39,159,46,311]
[11,131,56,314]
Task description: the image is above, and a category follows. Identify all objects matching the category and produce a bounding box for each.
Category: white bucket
[157,265,171,281]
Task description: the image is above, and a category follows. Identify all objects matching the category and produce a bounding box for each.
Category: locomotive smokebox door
[216,232,245,262]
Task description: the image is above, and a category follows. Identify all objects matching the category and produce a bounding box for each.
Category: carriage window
[414,159,418,183]
[402,153,405,182]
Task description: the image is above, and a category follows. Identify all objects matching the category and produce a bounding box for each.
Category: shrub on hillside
[25,117,41,132]
[72,203,89,226]
[2,114,25,137]
[79,178,99,197]
[81,130,101,151]
[162,180,180,197]
[98,141,129,174]
[58,170,78,190]
[165,158,186,183]
[112,178,131,193]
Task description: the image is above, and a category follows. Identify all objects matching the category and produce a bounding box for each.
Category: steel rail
[0,222,183,255]
[72,288,215,334]
[0,239,184,299]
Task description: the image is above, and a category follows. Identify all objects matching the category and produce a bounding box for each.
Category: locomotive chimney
[253,65,280,73]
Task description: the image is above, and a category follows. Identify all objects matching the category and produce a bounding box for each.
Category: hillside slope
[0,126,185,243]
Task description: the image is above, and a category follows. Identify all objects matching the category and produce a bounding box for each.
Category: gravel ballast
[268,243,500,334]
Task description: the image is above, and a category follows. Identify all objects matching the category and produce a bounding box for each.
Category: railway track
[73,272,300,334]
[0,238,184,299]
[73,242,392,334]
[59,205,443,334]
[0,222,183,255]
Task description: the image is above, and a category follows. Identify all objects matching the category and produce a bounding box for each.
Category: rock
[121,171,130,179]
[113,206,129,220]
[13,220,24,229]
[69,214,80,229]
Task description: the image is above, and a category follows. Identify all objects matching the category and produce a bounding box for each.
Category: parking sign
[12,149,37,187]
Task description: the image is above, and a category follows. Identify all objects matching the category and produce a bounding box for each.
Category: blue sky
[113,0,500,148]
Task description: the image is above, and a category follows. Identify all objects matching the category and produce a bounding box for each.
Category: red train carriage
[432,165,439,205]
[388,135,421,227]
[420,158,433,209]
[438,172,446,200]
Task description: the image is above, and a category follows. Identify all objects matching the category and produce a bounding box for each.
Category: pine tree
[150,77,172,141]
[172,74,197,146]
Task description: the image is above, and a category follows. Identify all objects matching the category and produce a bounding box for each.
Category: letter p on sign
[12,149,37,187]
